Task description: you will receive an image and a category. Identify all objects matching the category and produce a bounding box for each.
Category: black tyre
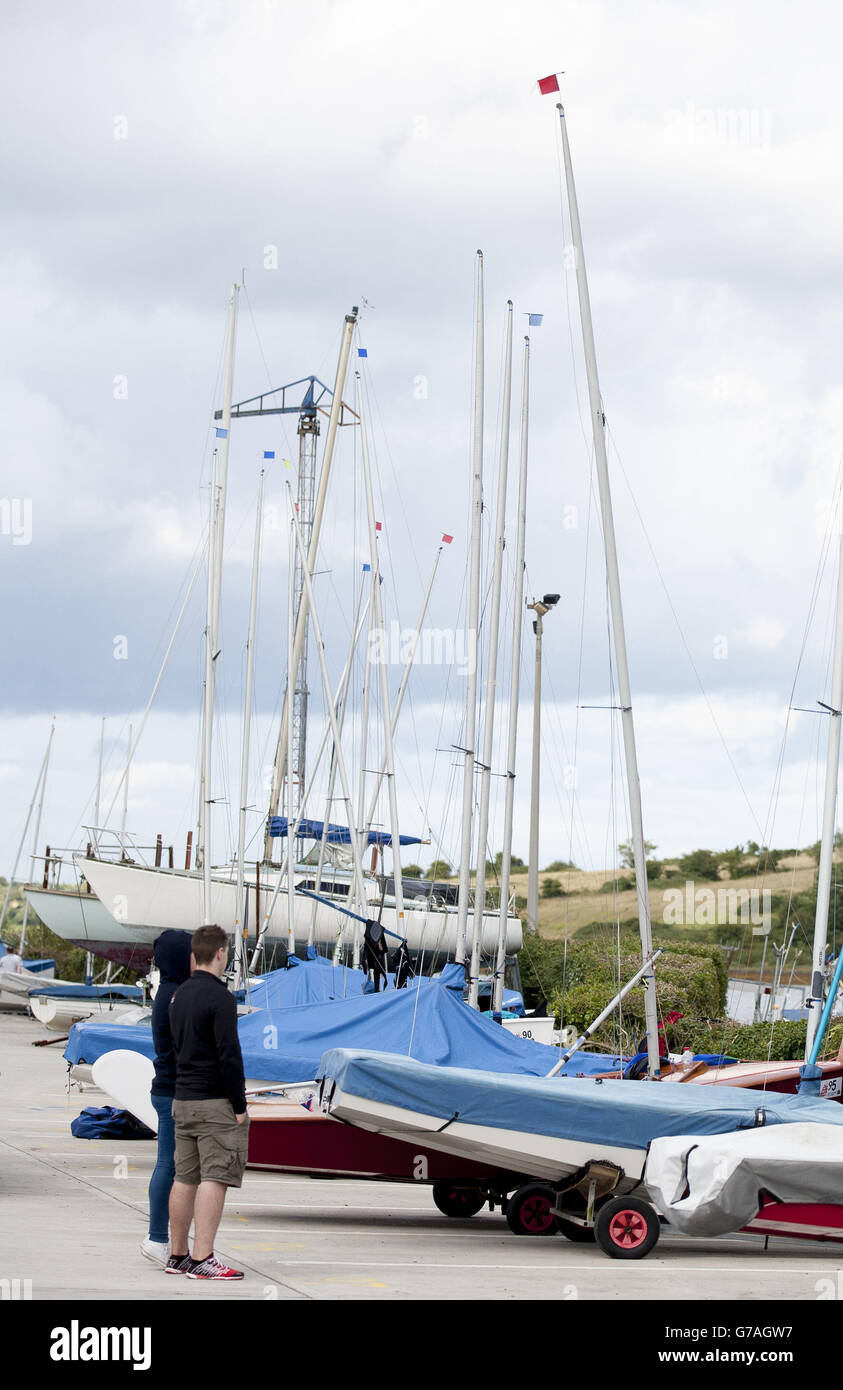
[431,1182,487,1218]
[505,1183,560,1237]
[594,1196,660,1259]
[556,1217,597,1243]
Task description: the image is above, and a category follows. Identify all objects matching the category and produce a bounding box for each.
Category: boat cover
[644,1122,843,1236]
[65,974,622,1082]
[315,1049,843,1150]
[243,956,524,1013]
[29,984,143,1001]
[269,817,422,847]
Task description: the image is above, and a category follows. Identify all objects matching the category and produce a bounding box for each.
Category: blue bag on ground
[71,1106,155,1140]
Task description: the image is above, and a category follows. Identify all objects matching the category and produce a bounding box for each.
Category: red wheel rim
[608,1209,648,1248]
[521,1197,554,1233]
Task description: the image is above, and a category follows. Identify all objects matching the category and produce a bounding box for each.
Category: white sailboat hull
[74,856,523,958]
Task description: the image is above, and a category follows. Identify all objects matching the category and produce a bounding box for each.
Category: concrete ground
[1,1011,841,1301]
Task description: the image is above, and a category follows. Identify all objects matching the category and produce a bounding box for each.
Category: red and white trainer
[187,1254,244,1280]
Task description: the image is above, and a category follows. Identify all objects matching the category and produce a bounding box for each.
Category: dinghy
[315,1048,843,1195]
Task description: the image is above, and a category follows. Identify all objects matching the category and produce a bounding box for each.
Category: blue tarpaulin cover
[64,968,620,1082]
[30,984,143,1000]
[268,816,422,847]
[316,1049,843,1149]
[242,956,524,1013]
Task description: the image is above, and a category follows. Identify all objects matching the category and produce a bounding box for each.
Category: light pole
[526,594,559,935]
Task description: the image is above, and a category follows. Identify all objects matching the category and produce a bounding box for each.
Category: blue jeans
[148,1092,175,1244]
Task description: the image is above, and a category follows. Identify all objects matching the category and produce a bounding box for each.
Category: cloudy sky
[3,0,843,884]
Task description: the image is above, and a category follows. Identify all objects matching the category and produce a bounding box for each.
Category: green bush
[676,849,721,881]
[542,939,725,1046]
[597,876,633,894]
[544,859,577,872]
[540,878,566,899]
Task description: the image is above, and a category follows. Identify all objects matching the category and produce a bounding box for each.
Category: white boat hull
[74,856,523,958]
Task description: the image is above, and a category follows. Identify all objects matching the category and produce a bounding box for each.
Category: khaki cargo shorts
[172,1098,250,1188]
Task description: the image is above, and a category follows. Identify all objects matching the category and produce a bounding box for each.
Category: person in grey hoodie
[140,929,193,1265]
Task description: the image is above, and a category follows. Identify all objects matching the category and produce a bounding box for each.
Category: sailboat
[44,288,522,976]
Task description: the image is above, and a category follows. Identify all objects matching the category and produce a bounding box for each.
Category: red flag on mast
[537,73,562,95]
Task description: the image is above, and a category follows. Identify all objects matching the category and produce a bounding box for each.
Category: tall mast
[264,310,359,859]
[311,570,367,944]
[120,724,132,840]
[286,484,369,919]
[285,511,297,955]
[18,719,54,958]
[198,284,239,870]
[364,544,443,827]
[358,372,405,937]
[493,336,531,1012]
[456,251,485,965]
[234,469,264,983]
[557,103,661,1078]
[468,300,514,1006]
[93,716,105,849]
[0,722,54,936]
[806,525,843,1058]
[201,450,219,926]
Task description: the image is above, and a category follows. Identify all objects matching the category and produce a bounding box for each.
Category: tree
[403,864,423,879]
[676,848,721,881]
[425,859,452,880]
[618,839,658,869]
[540,878,565,898]
[544,859,577,872]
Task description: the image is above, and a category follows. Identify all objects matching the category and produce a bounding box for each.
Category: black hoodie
[150,930,193,1097]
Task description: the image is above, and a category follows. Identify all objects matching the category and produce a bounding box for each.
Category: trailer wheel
[505,1184,560,1236]
[595,1196,660,1259]
[556,1217,597,1243]
[431,1183,486,1218]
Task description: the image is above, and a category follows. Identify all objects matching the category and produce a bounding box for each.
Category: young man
[140,929,193,1266]
[166,924,249,1280]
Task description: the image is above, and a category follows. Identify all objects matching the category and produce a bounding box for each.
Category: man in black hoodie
[141,929,193,1266]
[166,924,248,1280]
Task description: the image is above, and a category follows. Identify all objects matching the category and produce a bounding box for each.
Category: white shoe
[140,1237,171,1266]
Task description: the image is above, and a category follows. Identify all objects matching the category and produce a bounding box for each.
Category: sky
[3,0,843,883]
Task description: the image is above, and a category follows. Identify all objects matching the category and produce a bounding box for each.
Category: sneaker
[165,1254,197,1275]
[187,1254,244,1280]
[140,1237,171,1266]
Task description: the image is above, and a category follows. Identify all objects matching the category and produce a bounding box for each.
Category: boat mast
[120,725,132,841]
[286,484,369,919]
[364,544,444,827]
[0,722,54,937]
[806,526,843,1059]
[264,310,359,861]
[557,103,661,1078]
[456,251,485,965]
[310,571,367,945]
[234,468,264,983]
[93,716,105,852]
[201,449,219,926]
[285,511,297,956]
[358,372,405,939]
[492,335,531,1012]
[4,719,53,955]
[198,283,239,872]
[468,301,514,1006]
